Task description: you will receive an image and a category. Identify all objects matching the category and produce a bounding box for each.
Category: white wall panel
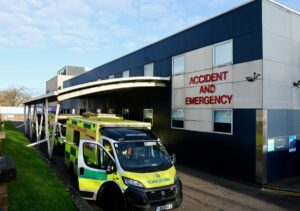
[184,108,212,121]
[185,46,212,73]
[262,1,300,110]
[184,86,213,109]
[212,65,232,84]
[292,66,300,109]
[292,41,300,67]
[292,66,300,80]
[233,60,262,82]
[171,88,184,108]
[263,60,292,82]
[263,80,292,109]
[185,69,213,87]
[233,80,262,108]
[263,1,292,39]
[263,31,292,65]
[172,75,185,89]
[292,14,300,42]
[212,83,233,109]
[185,120,212,133]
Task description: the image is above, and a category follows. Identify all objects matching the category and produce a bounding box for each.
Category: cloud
[0,0,247,54]
[52,35,83,45]
[139,3,168,18]
[69,46,84,53]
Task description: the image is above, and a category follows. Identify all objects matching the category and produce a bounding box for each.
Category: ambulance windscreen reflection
[114,141,172,172]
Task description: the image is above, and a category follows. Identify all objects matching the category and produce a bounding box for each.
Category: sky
[0,0,299,97]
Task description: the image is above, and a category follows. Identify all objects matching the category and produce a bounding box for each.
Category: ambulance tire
[69,163,76,177]
[98,183,126,211]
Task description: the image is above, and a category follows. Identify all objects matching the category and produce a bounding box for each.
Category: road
[12,121,300,211]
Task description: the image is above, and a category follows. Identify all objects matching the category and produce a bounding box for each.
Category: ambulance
[64,114,182,211]
[49,114,81,154]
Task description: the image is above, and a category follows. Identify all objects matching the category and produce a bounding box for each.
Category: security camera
[246,72,261,82]
[293,80,300,88]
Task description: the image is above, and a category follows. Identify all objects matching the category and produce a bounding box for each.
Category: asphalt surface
[11,121,300,211]
[177,165,300,211]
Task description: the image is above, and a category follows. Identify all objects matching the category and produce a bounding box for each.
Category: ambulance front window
[114,141,172,172]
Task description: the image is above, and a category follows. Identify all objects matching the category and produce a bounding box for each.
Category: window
[213,40,232,67]
[122,70,130,78]
[108,74,114,79]
[172,55,185,75]
[74,130,80,146]
[171,109,184,128]
[143,109,153,125]
[144,63,154,76]
[122,108,129,119]
[80,109,86,115]
[83,142,113,169]
[103,139,115,167]
[83,143,101,169]
[213,109,232,134]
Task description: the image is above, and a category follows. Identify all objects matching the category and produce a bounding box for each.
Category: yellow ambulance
[49,114,81,153]
[64,114,182,211]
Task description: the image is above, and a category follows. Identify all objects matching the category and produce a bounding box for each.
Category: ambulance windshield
[114,141,173,172]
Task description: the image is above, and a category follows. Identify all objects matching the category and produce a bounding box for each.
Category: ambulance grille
[146,187,176,202]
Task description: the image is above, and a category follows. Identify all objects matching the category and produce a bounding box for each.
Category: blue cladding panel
[267,109,300,182]
[232,0,262,37]
[233,31,262,64]
[170,109,256,182]
[64,0,262,88]
[212,14,233,43]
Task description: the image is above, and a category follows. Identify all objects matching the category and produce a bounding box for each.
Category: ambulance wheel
[98,184,126,211]
[69,163,76,177]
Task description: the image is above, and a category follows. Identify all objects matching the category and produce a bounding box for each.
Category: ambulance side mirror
[106,161,116,174]
[170,153,176,164]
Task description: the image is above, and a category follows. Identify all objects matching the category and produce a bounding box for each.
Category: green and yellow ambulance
[49,114,82,154]
[64,114,182,211]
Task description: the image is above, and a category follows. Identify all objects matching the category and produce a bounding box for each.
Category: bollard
[0,157,17,211]
[0,122,17,211]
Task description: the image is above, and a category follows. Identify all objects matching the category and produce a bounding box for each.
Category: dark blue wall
[267,109,300,182]
[64,0,262,88]
[168,109,256,182]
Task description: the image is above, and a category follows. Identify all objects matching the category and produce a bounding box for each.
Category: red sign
[185,70,233,105]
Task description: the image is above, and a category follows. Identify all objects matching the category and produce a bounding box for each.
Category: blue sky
[0,0,299,96]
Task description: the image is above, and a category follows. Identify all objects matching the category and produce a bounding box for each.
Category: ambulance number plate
[156,204,173,211]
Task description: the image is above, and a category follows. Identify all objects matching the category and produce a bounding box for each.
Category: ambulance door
[78,140,115,200]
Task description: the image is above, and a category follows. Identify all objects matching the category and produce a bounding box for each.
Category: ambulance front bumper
[124,179,183,211]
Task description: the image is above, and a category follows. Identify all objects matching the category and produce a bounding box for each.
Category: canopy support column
[29,105,33,139]
[50,102,60,159]
[44,98,50,157]
[34,104,39,142]
[24,105,28,134]
[38,105,44,140]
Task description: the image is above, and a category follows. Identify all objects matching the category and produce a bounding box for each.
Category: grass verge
[3,121,77,211]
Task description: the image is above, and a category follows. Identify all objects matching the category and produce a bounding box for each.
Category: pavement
[176,165,300,211]
[264,176,300,196]
[10,121,300,211]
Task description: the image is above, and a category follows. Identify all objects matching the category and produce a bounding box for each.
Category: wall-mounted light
[246,72,261,82]
[293,80,300,88]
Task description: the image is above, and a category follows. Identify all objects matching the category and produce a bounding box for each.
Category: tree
[0,87,31,106]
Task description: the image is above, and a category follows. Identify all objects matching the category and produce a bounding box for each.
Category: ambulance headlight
[174,173,179,182]
[123,177,144,188]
